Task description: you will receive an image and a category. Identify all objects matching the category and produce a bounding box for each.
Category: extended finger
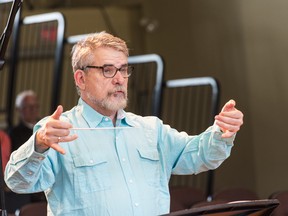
[215,114,243,127]
[219,109,244,119]
[50,143,66,155]
[52,134,78,154]
[45,120,73,133]
[57,134,78,143]
[221,99,236,112]
[215,120,241,133]
[50,105,63,120]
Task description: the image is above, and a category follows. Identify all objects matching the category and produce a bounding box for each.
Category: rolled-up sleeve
[4,133,49,193]
[162,122,235,175]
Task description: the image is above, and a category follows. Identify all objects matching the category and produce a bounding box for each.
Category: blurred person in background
[8,90,45,204]
[9,90,39,151]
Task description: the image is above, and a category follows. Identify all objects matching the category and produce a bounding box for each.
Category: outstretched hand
[36,105,78,154]
[214,99,244,138]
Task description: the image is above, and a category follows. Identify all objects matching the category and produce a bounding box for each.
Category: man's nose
[112,70,126,84]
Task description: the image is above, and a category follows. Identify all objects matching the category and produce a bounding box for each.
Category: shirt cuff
[211,123,236,145]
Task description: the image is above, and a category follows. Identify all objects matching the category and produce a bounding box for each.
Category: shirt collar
[78,98,133,128]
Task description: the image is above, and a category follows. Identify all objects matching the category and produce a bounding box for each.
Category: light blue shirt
[5,98,234,216]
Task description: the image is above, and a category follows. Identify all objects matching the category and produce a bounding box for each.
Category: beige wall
[238,0,288,197]
[21,0,288,198]
[143,0,255,192]
[143,0,288,198]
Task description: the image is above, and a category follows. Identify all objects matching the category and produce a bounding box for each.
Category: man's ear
[74,69,86,90]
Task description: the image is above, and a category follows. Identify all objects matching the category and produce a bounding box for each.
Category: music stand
[0,1,22,215]
[163,199,279,216]
[0,0,22,70]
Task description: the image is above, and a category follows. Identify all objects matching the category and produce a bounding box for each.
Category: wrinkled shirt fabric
[5,99,234,216]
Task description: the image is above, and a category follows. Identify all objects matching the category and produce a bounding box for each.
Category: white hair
[15,90,37,108]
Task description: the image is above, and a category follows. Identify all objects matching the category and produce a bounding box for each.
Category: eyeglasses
[82,64,134,78]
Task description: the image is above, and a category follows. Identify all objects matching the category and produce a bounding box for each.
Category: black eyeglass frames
[82,64,134,78]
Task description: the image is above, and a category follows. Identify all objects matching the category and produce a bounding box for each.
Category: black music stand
[0,0,22,215]
[163,199,279,216]
[0,0,22,70]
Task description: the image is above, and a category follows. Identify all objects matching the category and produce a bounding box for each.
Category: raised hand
[35,105,78,154]
[214,99,244,138]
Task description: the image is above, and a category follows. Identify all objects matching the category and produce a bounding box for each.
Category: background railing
[7,12,65,127]
[162,77,220,198]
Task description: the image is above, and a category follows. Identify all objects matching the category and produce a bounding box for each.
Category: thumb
[221,99,236,112]
[51,105,63,120]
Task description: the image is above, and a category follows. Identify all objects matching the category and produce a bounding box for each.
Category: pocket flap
[137,148,159,161]
[73,155,107,167]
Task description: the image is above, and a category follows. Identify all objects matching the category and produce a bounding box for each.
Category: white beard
[87,87,128,112]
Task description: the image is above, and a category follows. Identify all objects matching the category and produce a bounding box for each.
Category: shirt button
[129,179,133,184]
[104,117,109,121]
[27,171,33,175]
[122,158,126,162]
[38,157,44,160]
[135,203,139,207]
[89,160,94,164]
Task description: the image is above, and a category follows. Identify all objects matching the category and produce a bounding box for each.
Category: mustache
[109,86,127,96]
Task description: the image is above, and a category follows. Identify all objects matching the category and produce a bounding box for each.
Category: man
[5,31,243,216]
[9,90,39,151]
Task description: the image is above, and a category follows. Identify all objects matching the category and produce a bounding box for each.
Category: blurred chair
[268,190,288,216]
[169,186,205,212]
[162,77,220,198]
[5,11,66,128]
[18,201,47,216]
[127,53,164,117]
[213,187,259,202]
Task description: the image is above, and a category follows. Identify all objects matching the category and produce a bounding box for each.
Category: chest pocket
[137,148,160,186]
[72,154,111,192]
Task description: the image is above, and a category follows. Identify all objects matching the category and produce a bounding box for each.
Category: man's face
[76,47,129,116]
[19,95,39,124]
